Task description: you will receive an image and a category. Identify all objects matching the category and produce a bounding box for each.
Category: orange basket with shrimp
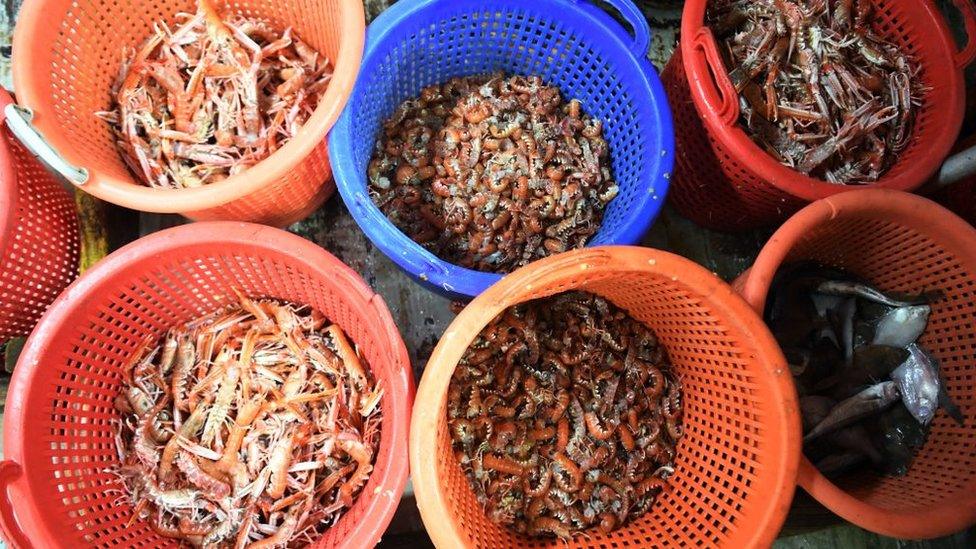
[0,89,79,343]
[9,0,364,227]
[411,246,801,548]
[0,222,412,548]
[734,189,976,538]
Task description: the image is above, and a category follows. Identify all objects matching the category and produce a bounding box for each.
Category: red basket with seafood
[0,223,412,548]
[11,0,364,227]
[0,89,79,342]
[663,0,976,231]
[735,189,976,538]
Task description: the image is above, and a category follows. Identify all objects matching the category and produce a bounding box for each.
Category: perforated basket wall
[735,190,976,538]
[411,247,799,548]
[13,0,364,226]
[0,119,79,342]
[331,0,674,298]
[664,0,967,231]
[0,223,411,549]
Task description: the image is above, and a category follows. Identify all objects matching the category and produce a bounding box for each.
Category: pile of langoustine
[448,292,683,539]
[97,0,333,189]
[369,74,618,274]
[707,0,925,184]
[111,293,382,547]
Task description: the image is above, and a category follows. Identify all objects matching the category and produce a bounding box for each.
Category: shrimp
[266,431,296,499]
[176,451,231,500]
[201,362,240,446]
[337,439,374,506]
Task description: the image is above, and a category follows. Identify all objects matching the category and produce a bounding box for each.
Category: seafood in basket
[369,73,618,274]
[96,0,333,189]
[766,262,963,478]
[111,292,382,547]
[706,0,924,184]
[448,291,682,539]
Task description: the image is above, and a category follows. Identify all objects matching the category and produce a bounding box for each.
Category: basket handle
[589,0,652,59]
[690,28,739,126]
[3,104,89,186]
[951,0,976,68]
[0,461,30,549]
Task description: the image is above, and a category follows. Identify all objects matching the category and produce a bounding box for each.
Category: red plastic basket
[0,222,413,549]
[11,0,365,227]
[734,190,976,539]
[0,90,79,342]
[663,0,976,232]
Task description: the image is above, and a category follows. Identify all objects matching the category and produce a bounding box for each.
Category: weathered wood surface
[0,0,972,547]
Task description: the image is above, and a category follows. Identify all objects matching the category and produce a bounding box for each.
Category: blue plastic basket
[330,0,674,299]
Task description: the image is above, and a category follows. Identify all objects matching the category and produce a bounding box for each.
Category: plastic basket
[662,0,976,232]
[0,90,79,343]
[411,246,800,548]
[11,0,365,227]
[734,189,976,539]
[0,222,413,549]
[330,0,674,299]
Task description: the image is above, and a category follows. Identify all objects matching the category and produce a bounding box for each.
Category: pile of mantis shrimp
[708,0,924,183]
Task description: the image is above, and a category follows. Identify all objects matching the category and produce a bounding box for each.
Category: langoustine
[97,0,333,189]
[110,293,383,547]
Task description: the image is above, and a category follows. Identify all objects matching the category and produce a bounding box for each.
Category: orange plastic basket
[662,0,976,232]
[10,0,364,227]
[411,246,801,548]
[734,189,976,539]
[0,222,413,549]
[0,90,79,342]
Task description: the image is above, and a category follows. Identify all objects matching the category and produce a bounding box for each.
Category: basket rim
[0,89,18,272]
[331,0,674,299]
[410,246,801,548]
[11,0,365,214]
[1,221,413,549]
[679,0,966,201]
[737,189,976,539]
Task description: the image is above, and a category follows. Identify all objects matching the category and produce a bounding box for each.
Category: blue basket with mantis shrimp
[330,0,674,299]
